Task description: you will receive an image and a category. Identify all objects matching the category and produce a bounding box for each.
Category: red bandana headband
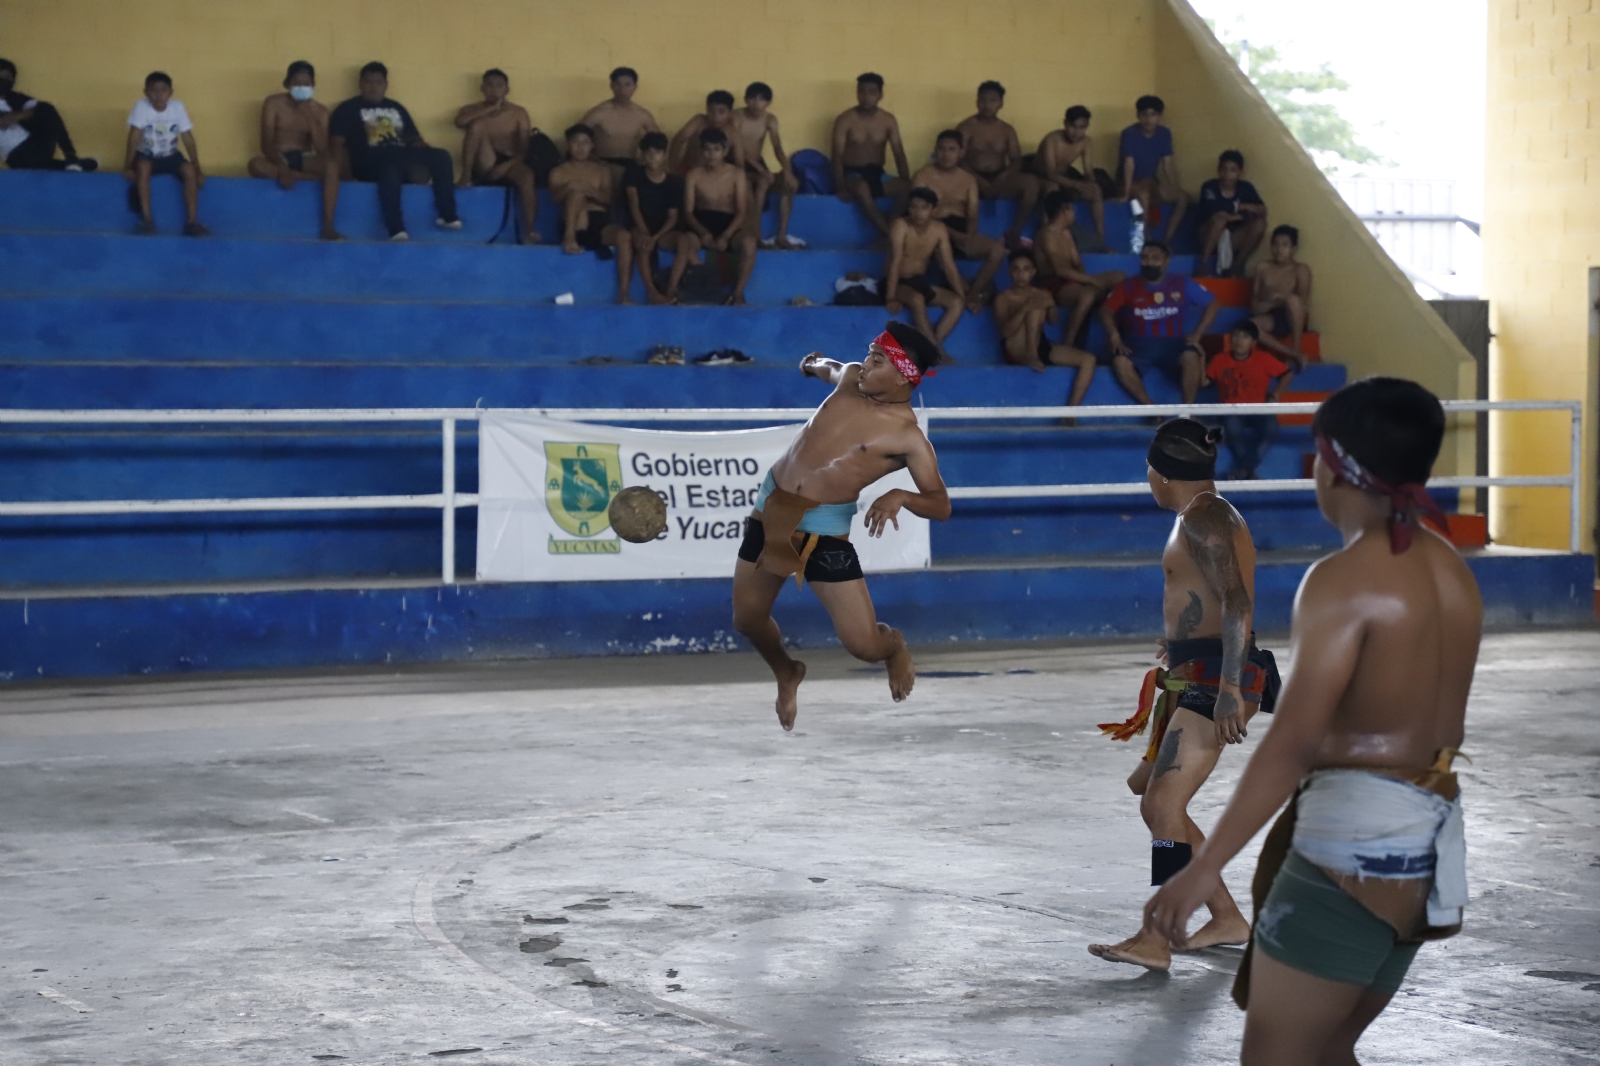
[1315,433,1447,554]
[873,331,935,387]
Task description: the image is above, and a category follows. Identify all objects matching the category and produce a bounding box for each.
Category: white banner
[475,412,931,582]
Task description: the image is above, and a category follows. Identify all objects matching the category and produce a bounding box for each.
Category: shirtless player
[668,89,745,172]
[581,66,661,174]
[1034,105,1106,243]
[909,130,1003,310]
[993,250,1098,398]
[733,322,951,729]
[733,82,801,249]
[549,124,618,255]
[683,127,756,305]
[1250,224,1314,368]
[885,188,968,357]
[247,60,340,240]
[956,81,1041,246]
[831,73,911,238]
[1089,417,1281,971]
[453,69,538,243]
[1146,378,1477,1066]
[1034,190,1126,346]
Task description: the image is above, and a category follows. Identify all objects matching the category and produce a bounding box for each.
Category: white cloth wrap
[1292,768,1467,928]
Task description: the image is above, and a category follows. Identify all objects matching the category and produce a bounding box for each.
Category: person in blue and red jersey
[1098,240,1220,405]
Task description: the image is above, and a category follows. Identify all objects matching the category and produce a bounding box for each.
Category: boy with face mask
[0,58,96,172]
[1098,241,1219,404]
[248,60,341,240]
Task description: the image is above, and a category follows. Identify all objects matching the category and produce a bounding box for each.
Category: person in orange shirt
[1205,320,1293,479]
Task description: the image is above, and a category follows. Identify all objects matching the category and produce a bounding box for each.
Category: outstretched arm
[799,352,849,384]
[865,431,952,535]
[1180,498,1253,744]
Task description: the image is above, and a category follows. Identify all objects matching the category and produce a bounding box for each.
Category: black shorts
[282,150,307,173]
[1270,305,1295,336]
[737,517,864,583]
[137,152,186,177]
[943,215,970,235]
[575,209,611,250]
[1168,637,1282,719]
[694,209,737,238]
[843,164,886,198]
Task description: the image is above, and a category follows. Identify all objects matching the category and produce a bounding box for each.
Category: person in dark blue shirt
[1196,150,1268,277]
[1118,95,1190,242]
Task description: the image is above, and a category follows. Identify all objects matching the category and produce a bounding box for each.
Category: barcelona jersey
[1104,274,1215,339]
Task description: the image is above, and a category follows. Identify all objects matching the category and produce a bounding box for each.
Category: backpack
[789,149,834,195]
[524,129,562,189]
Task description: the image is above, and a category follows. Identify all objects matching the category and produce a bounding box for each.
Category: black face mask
[1140,264,1163,282]
[0,77,13,93]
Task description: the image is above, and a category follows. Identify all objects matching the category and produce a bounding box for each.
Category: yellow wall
[1484,0,1599,555]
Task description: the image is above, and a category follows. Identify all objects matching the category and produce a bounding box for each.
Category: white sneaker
[436,218,464,230]
[390,231,410,242]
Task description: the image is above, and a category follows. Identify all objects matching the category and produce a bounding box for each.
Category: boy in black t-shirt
[1195,149,1266,277]
[622,131,700,304]
[327,61,460,240]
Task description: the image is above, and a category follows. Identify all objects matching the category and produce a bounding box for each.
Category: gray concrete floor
[2,631,1597,1066]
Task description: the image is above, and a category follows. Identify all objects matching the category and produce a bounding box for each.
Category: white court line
[282,808,334,825]
[37,987,94,1013]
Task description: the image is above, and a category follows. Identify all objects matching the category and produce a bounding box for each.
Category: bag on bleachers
[657,262,730,305]
[790,149,834,195]
[833,274,883,306]
[524,129,562,189]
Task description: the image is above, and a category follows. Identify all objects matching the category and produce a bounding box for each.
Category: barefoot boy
[124,71,207,236]
[1119,95,1190,243]
[885,187,968,357]
[581,66,661,172]
[956,81,1041,245]
[732,82,801,249]
[549,124,618,255]
[669,89,745,173]
[453,68,539,243]
[1145,379,1477,1066]
[1251,224,1314,367]
[622,131,699,305]
[1089,417,1282,971]
[1034,190,1126,346]
[994,250,1098,400]
[733,322,952,730]
[683,127,757,305]
[1035,105,1106,242]
[1195,149,1266,277]
[247,60,340,240]
[910,130,1004,310]
[830,73,911,238]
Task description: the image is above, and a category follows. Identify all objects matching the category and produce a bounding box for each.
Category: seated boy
[622,131,699,305]
[994,250,1098,401]
[830,73,912,238]
[909,130,1003,311]
[1251,224,1314,366]
[1205,320,1293,479]
[123,71,207,236]
[1034,105,1104,242]
[0,58,96,171]
[1098,241,1218,405]
[670,90,745,173]
[683,127,756,305]
[1196,149,1266,277]
[956,81,1041,245]
[1034,190,1126,346]
[580,66,661,173]
[1118,95,1189,242]
[247,60,340,240]
[549,124,619,255]
[453,68,539,244]
[885,187,967,358]
[732,82,802,249]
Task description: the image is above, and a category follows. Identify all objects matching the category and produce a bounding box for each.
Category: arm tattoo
[1181,498,1253,695]
[1174,591,1203,640]
[1154,728,1183,778]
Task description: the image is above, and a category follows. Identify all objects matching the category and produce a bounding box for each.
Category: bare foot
[647,290,672,306]
[1087,931,1171,971]
[724,293,747,306]
[456,178,473,189]
[776,659,807,731]
[885,629,915,702]
[1180,915,1251,951]
[562,240,581,255]
[617,295,632,306]
[521,231,541,246]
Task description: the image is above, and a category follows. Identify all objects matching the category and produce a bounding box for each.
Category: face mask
[0,77,13,92]
[289,85,314,102]
[1140,264,1163,282]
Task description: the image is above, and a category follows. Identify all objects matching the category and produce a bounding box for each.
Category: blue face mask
[289,85,314,102]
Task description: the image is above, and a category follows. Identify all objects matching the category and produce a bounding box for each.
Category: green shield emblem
[544,442,622,538]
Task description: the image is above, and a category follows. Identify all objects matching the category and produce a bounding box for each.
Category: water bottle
[1129,197,1145,254]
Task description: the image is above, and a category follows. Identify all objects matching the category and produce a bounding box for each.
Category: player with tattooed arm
[1089,418,1281,971]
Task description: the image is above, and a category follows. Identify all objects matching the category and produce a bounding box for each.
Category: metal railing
[0,399,1584,583]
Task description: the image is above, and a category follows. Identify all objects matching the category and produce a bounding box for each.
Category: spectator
[1118,95,1189,243]
[1195,149,1266,277]
[0,58,96,171]
[956,81,1041,246]
[622,131,699,305]
[123,71,206,236]
[1097,241,1218,404]
[1033,190,1126,347]
[1204,320,1293,479]
[885,187,967,359]
[830,72,911,238]
[669,90,745,172]
[1034,105,1104,243]
[731,82,801,249]
[328,62,460,242]
[549,124,619,255]
[1250,224,1314,367]
[247,60,341,241]
[993,250,1098,401]
[453,68,539,244]
[909,130,1003,311]
[581,66,661,175]
[683,127,756,306]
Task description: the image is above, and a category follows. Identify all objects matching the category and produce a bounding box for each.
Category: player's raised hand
[799,352,825,377]
[864,490,904,537]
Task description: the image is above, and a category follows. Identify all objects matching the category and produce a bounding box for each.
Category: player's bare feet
[776,659,806,731]
[1180,914,1251,950]
[647,290,672,306]
[885,628,915,702]
[562,239,582,255]
[1087,931,1171,971]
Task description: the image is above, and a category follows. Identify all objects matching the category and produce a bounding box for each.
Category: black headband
[1148,440,1215,482]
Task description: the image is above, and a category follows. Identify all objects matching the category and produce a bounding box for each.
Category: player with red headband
[733,321,952,730]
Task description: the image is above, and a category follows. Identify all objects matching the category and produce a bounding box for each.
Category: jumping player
[1089,418,1281,971]
[733,322,952,730]
[1145,378,1477,1065]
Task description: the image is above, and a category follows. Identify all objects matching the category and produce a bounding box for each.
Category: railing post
[442,418,457,585]
[1571,404,1584,555]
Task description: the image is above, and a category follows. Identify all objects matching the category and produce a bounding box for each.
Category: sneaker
[66,157,99,172]
[390,231,410,242]
[183,222,210,237]
[436,218,464,230]
[692,349,752,366]
[647,345,685,366]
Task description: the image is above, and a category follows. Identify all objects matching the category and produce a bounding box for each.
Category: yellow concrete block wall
[1485,0,1600,555]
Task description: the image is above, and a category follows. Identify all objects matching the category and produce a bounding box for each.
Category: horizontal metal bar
[0,493,480,517]
[946,475,1572,500]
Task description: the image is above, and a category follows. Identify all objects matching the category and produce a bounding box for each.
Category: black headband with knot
[1148,420,1220,482]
